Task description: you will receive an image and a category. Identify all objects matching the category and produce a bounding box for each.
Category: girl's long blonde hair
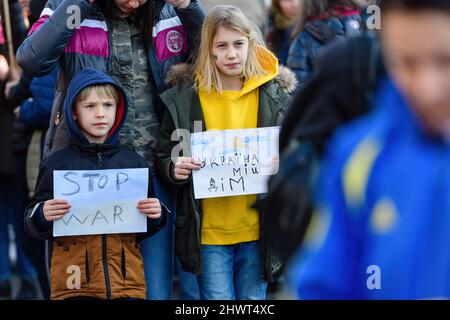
[194,5,269,93]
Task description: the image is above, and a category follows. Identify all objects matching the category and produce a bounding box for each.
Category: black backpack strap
[352,34,381,114]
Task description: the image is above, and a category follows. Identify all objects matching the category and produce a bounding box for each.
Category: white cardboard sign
[53,168,148,237]
[191,126,280,199]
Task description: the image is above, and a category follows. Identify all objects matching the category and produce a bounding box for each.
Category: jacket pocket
[50,238,89,298]
[174,212,200,274]
[120,236,145,289]
[174,215,187,264]
[174,215,187,228]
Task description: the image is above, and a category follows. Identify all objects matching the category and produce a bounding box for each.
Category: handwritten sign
[191,127,280,199]
[53,168,148,237]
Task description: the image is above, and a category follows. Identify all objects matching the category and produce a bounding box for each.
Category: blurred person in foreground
[288,0,450,299]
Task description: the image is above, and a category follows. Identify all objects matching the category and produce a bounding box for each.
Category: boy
[289,0,450,299]
[24,69,166,300]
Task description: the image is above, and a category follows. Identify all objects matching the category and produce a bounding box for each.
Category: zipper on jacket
[55,112,61,125]
[85,249,90,283]
[48,112,61,150]
[102,235,112,299]
[194,199,203,275]
[121,246,126,281]
[97,152,103,168]
[106,19,112,75]
[97,144,109,297]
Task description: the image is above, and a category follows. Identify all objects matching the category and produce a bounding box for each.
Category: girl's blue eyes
[217,43,244,48]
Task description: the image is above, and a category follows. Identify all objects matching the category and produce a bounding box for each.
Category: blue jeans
[198,241,267,300]
[175,256,200,300]
[140,176,199,300]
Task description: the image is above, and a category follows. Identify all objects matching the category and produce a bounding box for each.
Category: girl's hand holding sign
[173,157,202,181]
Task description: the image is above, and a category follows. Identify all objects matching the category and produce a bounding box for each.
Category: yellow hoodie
[199,47,278,245]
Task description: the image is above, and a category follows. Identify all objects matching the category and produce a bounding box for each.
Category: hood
[238,46,279,97]
[165,47,297,94]
[305,19,343,44]
[64,68,128,145]
[305,9,361,44]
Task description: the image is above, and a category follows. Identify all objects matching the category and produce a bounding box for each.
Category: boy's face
[73,91,117,144]
[381,10,450,139]
[212,26,249,80]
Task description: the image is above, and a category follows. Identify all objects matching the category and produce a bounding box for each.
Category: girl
[156,5,297,300]
[266,0,301,65]
[17,0,204,300]
[287,0,363,89]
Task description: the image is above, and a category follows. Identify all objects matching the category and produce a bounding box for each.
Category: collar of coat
[164,63,298,95]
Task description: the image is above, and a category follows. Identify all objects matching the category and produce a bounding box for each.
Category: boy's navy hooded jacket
[24,69,166,300]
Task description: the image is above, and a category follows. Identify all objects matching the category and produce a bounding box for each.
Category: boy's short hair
[74,84,120,106]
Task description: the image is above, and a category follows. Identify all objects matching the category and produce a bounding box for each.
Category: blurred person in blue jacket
[288,0,450,299]
[16,67,58,131]
[286,0,363,90]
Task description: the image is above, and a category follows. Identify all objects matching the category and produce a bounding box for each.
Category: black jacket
[0,1,28,175]
[8,71,34,156]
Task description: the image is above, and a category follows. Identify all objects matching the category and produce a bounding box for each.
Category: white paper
[191,127,280,199]
[53,168,148,237]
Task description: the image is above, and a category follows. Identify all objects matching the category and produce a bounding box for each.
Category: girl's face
[114,0,148,16]
[278,0,301,20]
[212,26,249,80]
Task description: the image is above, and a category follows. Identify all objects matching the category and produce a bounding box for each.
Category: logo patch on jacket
[166,30,184,53]
[370,198,398,235]
[153,16,187,62]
